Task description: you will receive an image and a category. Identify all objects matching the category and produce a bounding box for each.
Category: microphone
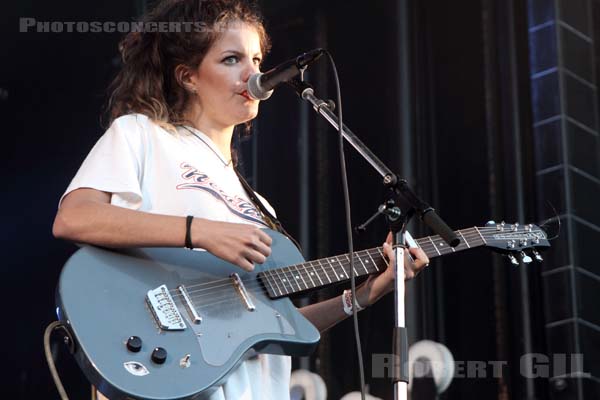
[247,48,325,100]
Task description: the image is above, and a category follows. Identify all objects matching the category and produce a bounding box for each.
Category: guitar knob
[508,254,519,266]
[151,347,167,364]
[126,336,142,353]
[520,251,533,264]
[486,220,496,227]
[533,249,543,262]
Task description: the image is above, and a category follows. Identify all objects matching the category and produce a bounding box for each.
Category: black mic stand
[287,79,459,400]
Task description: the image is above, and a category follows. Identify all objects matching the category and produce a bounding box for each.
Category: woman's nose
[241,61,260,82]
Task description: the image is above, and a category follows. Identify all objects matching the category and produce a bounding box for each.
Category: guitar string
[174,248,389,301]
[173,231,495,307]
[183,235,472,307]
[169,246,388,296]
[165,227,540,305]
[188,233,487,308]
[167,227,513,304]
[163,228,544,310]
[186,256,386,303]
[167,227,493,297]
[171,227,496,298]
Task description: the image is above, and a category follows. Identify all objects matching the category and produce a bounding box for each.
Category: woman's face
[188,22,263,130]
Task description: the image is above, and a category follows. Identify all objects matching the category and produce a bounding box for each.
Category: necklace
[182,126,233,167]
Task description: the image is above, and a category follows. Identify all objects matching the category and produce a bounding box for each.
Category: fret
[283,267,298,294]
[440,237,456,253]
[309,261,324,286]
[427,236,442,256]
[291,265,308,290]
[302,263,316,288]
[366,250,380,272]
[266,270,283,297]
[326,257,343,281]
[474,227,487,245]
[376,247,389,267]
[316,259,333,284]
[458,230,470,248]
[343,254,361,277]
[356,251,370,274]
[414,239,430,257]
[338,256,351,280]
[281,267,300,292]
[272,267,291,295]
[434,236,455,253]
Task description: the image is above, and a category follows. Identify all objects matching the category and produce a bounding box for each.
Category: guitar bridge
[178,285,202,324]
[230,273,256,311]
[146,285,186,330]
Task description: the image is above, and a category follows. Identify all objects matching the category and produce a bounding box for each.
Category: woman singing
[52,0,428,398]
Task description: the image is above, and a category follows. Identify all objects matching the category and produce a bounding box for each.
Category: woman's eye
[223,56,238,65]
[253,58,262,66]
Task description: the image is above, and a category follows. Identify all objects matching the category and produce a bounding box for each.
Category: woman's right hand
[192,219,272,272]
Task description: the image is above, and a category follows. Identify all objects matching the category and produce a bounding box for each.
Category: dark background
[2,0,599,399]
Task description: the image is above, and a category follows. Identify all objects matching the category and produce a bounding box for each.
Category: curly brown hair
[106,0,271,131]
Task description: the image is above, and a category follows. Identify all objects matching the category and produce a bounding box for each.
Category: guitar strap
[234,167,303,253]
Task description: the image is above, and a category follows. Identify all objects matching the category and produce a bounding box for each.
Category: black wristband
[185,215,194,249]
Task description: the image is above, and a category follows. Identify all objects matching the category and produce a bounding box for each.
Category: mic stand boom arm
[287,79,459,400]
[287,80,459,247]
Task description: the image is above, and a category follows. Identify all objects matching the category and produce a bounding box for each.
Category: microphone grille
[247,73,273,100]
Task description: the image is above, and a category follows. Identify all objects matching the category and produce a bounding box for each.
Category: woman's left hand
[356,232,429,307]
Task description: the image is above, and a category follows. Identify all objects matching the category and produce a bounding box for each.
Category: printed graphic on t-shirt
[177,163,268,227]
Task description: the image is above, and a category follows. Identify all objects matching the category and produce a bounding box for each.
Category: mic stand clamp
[354,199,402,234]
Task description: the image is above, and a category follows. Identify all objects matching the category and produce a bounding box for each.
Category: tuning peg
[499,221,506,231]
[508,254,519,266]
[512,222,519,232]
[532,249,543,262]
[520,251,533,264]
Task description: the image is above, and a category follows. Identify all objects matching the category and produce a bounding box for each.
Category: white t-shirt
[62,113,291,400]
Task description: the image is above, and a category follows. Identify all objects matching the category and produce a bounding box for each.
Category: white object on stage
[408,340,455,394]
[290,369,328,400]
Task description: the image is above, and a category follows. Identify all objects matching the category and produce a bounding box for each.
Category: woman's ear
[175,64,197,94]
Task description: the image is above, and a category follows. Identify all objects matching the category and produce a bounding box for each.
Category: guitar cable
[44,321,72,400]
[323,50,368,400]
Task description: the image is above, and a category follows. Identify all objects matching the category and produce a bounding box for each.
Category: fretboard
[259,227,487,298]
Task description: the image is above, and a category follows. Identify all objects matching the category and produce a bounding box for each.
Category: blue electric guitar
[56,222,549,399]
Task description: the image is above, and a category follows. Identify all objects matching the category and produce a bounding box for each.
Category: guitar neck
[259,227,487,298]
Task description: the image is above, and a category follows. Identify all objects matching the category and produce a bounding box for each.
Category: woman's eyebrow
[220,49,262,57]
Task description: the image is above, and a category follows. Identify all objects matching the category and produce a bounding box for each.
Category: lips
[239,90,254,101]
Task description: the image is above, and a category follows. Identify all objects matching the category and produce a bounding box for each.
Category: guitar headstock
[481,221,550,265]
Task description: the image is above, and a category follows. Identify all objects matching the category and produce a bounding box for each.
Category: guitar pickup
[146,285,186,331]
[178,285,202,325]
[230,273,256,311]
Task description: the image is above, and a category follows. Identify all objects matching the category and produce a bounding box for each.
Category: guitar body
[56,229,320,400]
